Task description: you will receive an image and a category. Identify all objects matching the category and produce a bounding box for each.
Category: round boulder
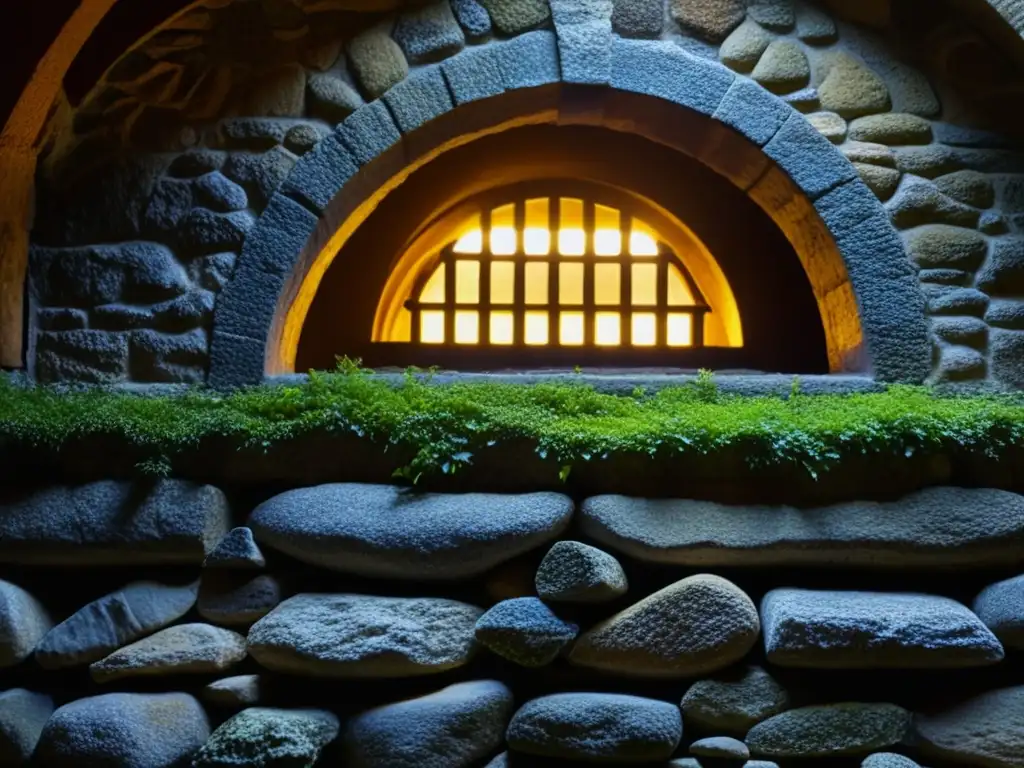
[191,707,339,767]
[746,703,911,758]
[475,598,578,667]
[973,574,1024,650]
[0,580,51,667]
[691,735,750,759]
[569,575,759,678]
[915,685,1024,767]
[33,692,210,767]
[507,693,682,762]
[535,541,628,603]
[248,484,573,579]
[681,666,790,733]
[344,680,513,768]
[0,689,54,764]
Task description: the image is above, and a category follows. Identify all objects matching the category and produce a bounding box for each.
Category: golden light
[523,227,550,255]
[525,312,549,345]
[667,313,692,347]
[558,228,586,256]
[455,261,479,304]
[490,227,517,255]
[491,262,515,304]
[455,310,479,344]
[453,229,483,254]
[421,310,445,344]
[560,312,585,345]
[632,313,657,346]
[490,312,514,344]
[595,312,621,346]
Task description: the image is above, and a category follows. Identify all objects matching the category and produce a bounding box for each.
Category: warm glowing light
[594,229,622,256]
[560,312,585,345]
[456,261,480,304]
[525,312,549,345]
[420,265,445,304]
[595,264,621,305]
[453,229,483,254]
[491,262,515,304]
[667,313,693,347]
[525,263,549,305]
[560,263,584,305]
[523,228,551,255]
[668,265,695,306]
[490,312,514,344]
[632,263,658,306]
[421,311,445,343]
[455,311,479,344]
[629,219,659,256]
[632,313,657,346]
[558,229,585,256]
[490,227,517,255]
[595,313,621,346]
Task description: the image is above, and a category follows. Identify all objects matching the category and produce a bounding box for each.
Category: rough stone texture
[856,163,901,201]
[382,66,453,133]
[195,171,248,212]
[719,18,773,72]
[936,170,995,208]
[808,111,847,144]
[843,141,895,167]
[861,755,922,768]
[36,580,198,669]
[550,0,615,85]
[0,480,230,565]
[0,581,51,668]
[925,285,990,317]
[991,328,1024,388]
[978,238,1024,296]
[34,693,210,768]
[691,736,750,759]
[283,123,325,156]
[764,111,858,200]
[535,540,628,603]
[747,0,794,30]
[762,589,1004,669]
[204,675,262,709]
[888,176,981,230]
[478,0,551,34]
[306,72,363,124]
[936,345,987,382]
[752,41,810,94]
[507,693,682,762]
[205,527,266,569]
[474,598,578,667]
[905,225,988,271]
[192,707,340,767]
[580,488,1024,568]
[90,623,246,683]
[247,593,482,678]
[973,575,1024,651]
[347,23,409,99]
[919,268,971,287]
[569,575,759,677]
[932,316,988,348]
[747,704,911,758]
[987,299,1024,330]
[670,0,745,43]
[198,573,282,626]
[0,689,53,765]
[343,681,513,768]
[796,2,836,43]
[915,686,1024,768]
[243,63,306,117]
[818,52,891,118]
[452,0,492,37]
[612,0,664,38]
[848,114,933,145]
[222,146,297,211]
[249,484,573,579]
[681,666,790,734]
[393,1,466,63]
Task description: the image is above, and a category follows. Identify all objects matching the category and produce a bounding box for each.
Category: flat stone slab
[915,685,1024,768]
[89,623,247,683]
[762,589,1004,669]
[747,703,910,758]
[249,483,573,579]
[247,593,483,678]
[579,488,1024,568]
[0,480,229,565]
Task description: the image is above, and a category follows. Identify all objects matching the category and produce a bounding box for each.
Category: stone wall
[1,476,1023,765]
[26,0,1024,387]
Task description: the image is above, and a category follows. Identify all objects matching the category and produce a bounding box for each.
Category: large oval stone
[569,575,759,678]
[762,589,1004,669]
[507,693,682,762]
[915,686,1024,768]
[747,703,911,758]
[247,593,483,678]
[249,484,573,579]
[0,581,51,668]
[192,708,340,768]
[974,575,1024,650]
[89,623,247,683]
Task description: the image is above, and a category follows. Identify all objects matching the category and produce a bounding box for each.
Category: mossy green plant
[2,362,1024,483]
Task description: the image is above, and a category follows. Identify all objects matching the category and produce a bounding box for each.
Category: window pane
[629,217,658,256]
[559,263,584,305]
[452,214,482,254]
[490,312,514,345]
[421,310,445,344]
[632,313,657,346]
[420,264,445,304]
[525,263,549,305]
[456,261,479,304]
[524,198,550,256]
[668,264,696,305]
[595,204,621,256]
[559,198,585,256]
[667,313,693,347]
[631,263,657,306]
[455,311,479,344]
[595,264,621,306]
[595,312,621,346]
[560,312,585,346]
[525,312,549,345]
[491,262,514,304]
[490,204,516,256]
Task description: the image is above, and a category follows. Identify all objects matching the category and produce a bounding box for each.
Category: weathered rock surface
[343,680,513,768]
[0,689,53,765]
[579,488,1024,568]
[0,581,51,668]
[762,589,1004,669]
[192,707,339,767]
[306,73,363,124]
[691,736,750,759]
[90,623,247,682]
[204,675,262,708]
[393,0,465,63]
[905,225,988,270]
[977,238,1024,296]
[34,692,210,767]
[752,41,810,94]
[819,52,891,118]
[915,686,1024,768]
[862,755,922,768]
[719,18,772,72]
[205,527,266,569]
[974,575,1024,650]
[474,598,577,667]
[569,575,759,678]
[681,665,790,733]
[507,693,682,762]
[0,480,229,564]
[857,163,902,201]
[535,540,628,603]
[848,114,933,145]
[347,23,408,99]
[670,0,745,42]
[888,176,981,230]
[932,316,988,348]
[612,0,664,38]
[198,573,282,626]
[247,593,482,677]
[747,0,795,30]
[478,0,550,35]
[808,112,847,144]
[936,170,995,208]
[249,484,573,579]
[36,580,198,669]
[747,703,911,758]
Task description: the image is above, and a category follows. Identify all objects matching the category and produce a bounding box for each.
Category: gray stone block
[203,675,262,708]
[478,0,550,34]
[974,574,1024,651]
[0,689,53,765]
[551,0,614,85]
[144,177,194,234]
[713,78,794,147]
[307,73,364,125]
[610,38,735,116]
[336,100,403,167]
[194,171,248,213]
[451,0,492,38]
[612,0,664,38]
[986,298,1024,330]
[747,703,910,759]
[475,597,578,666]
[223,146,298,211]
[242,193,319,277]
[213,266,286,343]
[179,208,256,256]
[936,345,986,383]
[208,331,266,388]
[441,44,506,106]
[394,0,466,63]
[977,237,1024,297]
[924,285,990,317]
[169,149,226,178]
[764,111,858,200]
[681,666,790,734]
[990,327,1024,388]
[193,708,339,768]
[932,316,988,348]
[89,623,247,683]
[36,308,87,331]
[382,66,454,134]
[282,133,359,214]
[887,175,981,230]
[495,30,561,89]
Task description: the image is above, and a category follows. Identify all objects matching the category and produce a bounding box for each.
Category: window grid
[405,197,710,349]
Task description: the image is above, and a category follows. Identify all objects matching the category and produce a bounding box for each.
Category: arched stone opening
[210,37,928,385]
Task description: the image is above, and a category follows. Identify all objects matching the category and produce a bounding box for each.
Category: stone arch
[209,30,929,386]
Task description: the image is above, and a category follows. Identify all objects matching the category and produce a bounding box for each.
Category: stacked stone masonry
[26,0,1024,387]
[1,478,1024,765]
